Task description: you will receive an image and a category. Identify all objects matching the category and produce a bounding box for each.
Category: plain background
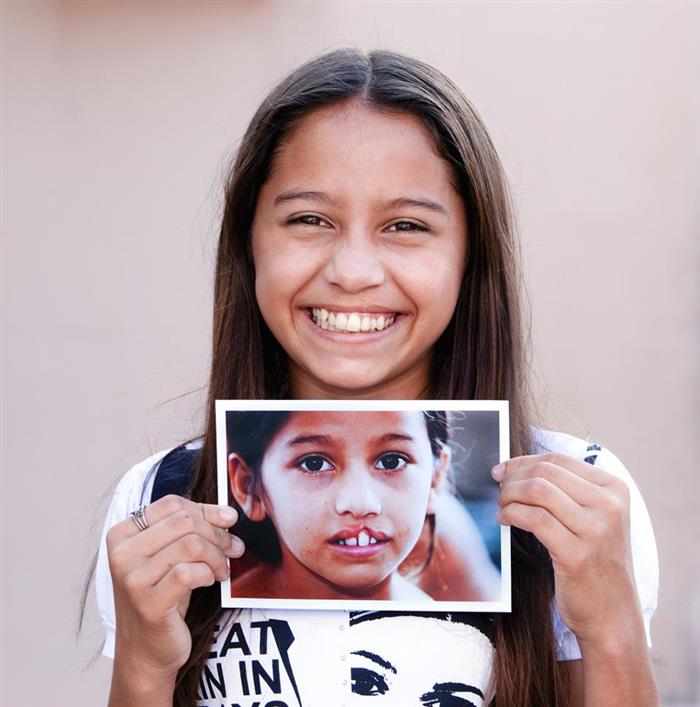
[1,1,698,704]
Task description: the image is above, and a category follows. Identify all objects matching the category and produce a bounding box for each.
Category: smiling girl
[98,49,659,706]
[225,410,450,602]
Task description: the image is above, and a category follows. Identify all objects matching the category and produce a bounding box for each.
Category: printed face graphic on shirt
[348,615,494,706]
[247,411,442,597]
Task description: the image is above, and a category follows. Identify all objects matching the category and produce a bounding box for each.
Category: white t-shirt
[96,429,658,707]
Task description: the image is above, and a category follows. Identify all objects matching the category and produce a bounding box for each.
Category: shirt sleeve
[552,444,659,661]
[95,453,162,659]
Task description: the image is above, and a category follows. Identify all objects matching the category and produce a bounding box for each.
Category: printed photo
[216,400,510,612]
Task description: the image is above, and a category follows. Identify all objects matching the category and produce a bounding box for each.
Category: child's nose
[322,230,385,294]
[334,469,382,517]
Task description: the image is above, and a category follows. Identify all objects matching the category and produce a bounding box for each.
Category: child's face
[257,411,441,594]
[251,99,467,398]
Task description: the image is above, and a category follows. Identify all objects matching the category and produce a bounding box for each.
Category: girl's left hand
[492,452,642,647]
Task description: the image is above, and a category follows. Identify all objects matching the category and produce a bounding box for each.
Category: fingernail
[229,536,245,559]
[219,507,237,522]
[491,463,505,481]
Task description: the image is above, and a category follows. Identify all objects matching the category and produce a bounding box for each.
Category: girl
[99,48,658,706]
[224,409,450,602]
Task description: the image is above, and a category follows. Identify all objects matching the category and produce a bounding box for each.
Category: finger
[131,508,244,559]
[124,534,232,592]
[148,562,217,610]
[496,460,601,508]
[108,494,238,546]
[492,452,606,489]
[498,478,589,536]
[498,501,578,562]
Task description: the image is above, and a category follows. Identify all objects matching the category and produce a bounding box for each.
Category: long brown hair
[179,48,564,706]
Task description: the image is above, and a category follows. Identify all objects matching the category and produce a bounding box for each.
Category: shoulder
[533,428,659,660]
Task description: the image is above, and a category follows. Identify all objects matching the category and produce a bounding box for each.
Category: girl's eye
[288,214,332,228]
[375,453,409,471]
[351,667,389,696]
[298,455,333,473]
[386,220,428,233]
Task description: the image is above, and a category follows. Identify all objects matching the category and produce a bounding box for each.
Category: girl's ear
[228,453,266,522]
[427,444,451,515]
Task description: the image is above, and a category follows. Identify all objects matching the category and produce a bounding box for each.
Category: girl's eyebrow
[287,433,335,447]
[273,189,447,216]
[374,433,415,444]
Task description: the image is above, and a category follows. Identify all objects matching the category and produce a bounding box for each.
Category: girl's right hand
[106,495,244,689]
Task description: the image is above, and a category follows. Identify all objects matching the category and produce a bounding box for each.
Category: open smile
[308,308,398,334]
[329,526,391,557]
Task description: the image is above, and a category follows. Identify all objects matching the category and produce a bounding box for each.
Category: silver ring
[130,505,150,532]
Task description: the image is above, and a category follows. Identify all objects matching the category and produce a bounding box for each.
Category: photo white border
[216,399,511,613]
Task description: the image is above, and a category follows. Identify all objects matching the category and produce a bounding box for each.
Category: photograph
[216,400,510,612]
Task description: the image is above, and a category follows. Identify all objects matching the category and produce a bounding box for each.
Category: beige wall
[2,1,698,703]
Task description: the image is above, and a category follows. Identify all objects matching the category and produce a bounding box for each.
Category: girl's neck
[289,358,433,400]
[253,560,395,602]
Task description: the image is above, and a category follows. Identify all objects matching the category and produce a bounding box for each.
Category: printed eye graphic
[298,455,333,473]
[351,667,389,696]
[375,453,409,471]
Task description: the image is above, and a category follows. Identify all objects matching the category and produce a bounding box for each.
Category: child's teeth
[311,309,397,333]
[335,312,348,329]
[347,313,361,332]
[358,531,370,547]
[369,537,377,545]
[346,536,358,546]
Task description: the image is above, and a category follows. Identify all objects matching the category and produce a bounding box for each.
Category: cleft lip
[329,526,390,543]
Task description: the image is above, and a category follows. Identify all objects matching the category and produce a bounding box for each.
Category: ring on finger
[130,505,150,532]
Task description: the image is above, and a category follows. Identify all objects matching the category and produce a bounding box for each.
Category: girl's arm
[494,453,659,707]
[105,495,243,707]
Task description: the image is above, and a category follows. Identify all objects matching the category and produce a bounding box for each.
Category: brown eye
[298,455,333,473]
[288,214,332,228]
[375,453,409,471]
[386,220,428,233]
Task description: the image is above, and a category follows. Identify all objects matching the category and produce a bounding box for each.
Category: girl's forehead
[262,100,461,205]
[278,410,427,438]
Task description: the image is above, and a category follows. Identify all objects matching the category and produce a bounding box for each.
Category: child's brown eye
[298,455,333,473]
[288,214,332,228]
[386,220,428,233]
[375,453,408,471]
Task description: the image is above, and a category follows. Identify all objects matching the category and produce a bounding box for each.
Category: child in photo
[226,409,450,601]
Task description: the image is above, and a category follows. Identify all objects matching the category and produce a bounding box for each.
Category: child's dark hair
[226,410,448,564]
[180,48,563,707]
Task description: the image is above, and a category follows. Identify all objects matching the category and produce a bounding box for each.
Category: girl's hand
[106,495,244,693]
[492,453,641,648]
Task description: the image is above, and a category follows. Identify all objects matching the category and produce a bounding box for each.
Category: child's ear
[228,453,266,522]
[427,444,451,515]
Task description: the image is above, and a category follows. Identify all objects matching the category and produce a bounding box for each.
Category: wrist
[111,645,178,706]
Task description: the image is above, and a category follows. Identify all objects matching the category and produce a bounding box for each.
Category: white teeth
[369,537,377,545]
[335,312,348,329]
[310,309,398,333]
[345,536,358,546]
[347,313,361,332]
[358,530,370,547]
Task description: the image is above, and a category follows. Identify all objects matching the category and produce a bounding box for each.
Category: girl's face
[348,615,493,706]
[251,99,467,399]
[247,411,443,595]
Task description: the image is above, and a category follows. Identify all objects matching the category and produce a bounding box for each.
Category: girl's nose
[323,231,386,293]
[334,469,382,518]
